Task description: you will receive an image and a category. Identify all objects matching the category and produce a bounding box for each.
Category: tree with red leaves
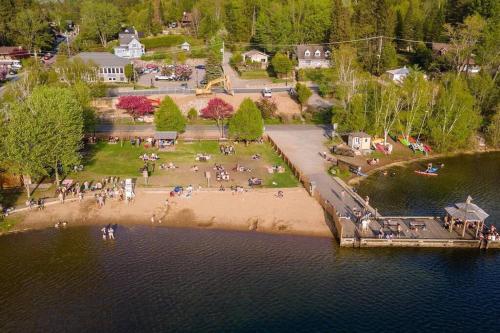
[0,65,8,81]
[200,98,234,137]
[116,96,154,121]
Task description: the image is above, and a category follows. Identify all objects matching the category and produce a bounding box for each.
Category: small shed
[181,42,191,52]
[347,132,371,152]
[386,66,410,83]
[155,131,178,150]
[445,196,489,238]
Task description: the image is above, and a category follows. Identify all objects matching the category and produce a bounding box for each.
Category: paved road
[266,126,374,221]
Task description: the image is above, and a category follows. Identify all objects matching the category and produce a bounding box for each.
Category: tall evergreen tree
[329,0,351,43]
[228,98,263,141]
[154,96,186,132]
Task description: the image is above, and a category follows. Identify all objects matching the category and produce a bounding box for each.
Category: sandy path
[11,188,332,238]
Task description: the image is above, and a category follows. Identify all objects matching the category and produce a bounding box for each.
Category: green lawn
[0,140,299,208]
[71,141,298,188]
[240,70,270,79]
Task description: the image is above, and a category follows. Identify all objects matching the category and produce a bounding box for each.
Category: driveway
[137,67,206,90]
[223,51,276,89]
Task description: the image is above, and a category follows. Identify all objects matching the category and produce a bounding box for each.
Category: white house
[114,27,145,59]
[181,42,191,52]
[74,52,131,83]
[386,66,410,83]
[296,45,331,69]
[347,132,371,152]
[242,49,269,69]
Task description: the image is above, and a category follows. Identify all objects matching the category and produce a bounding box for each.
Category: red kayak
[414,170,438,176]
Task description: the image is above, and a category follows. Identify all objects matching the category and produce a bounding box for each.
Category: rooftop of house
[431,42,452,53]
[242,49,269,58]
[348,132,371,138]
[296,45,330,60]
[386,66,410,76]
[0,46,28,55]
[182,12,193,23]
[73,52,131,67]
[118,27,143,46]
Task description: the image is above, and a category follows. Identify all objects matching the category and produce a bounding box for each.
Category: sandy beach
[5,187,332,238]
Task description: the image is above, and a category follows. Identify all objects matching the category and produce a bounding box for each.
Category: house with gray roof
[295,45,331,69]
[386,66,410,83]
[242,49,269,69]
[74,52,131,83]
[114,27,145,59]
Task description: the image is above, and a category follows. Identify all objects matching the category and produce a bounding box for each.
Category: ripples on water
[358,152,500,226]
[0,153,499,332]
[0,226,500,333]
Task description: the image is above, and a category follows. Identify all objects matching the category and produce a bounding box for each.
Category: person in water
[101,227,107,240]
[108,226,115,240]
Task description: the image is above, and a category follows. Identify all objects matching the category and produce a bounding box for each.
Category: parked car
[200,78,208,85]
[180,83,188,89]
[155,75,175,81]
[195,65,206,70]
[43,53,53,60]
[288,87,297,97]
[262,87,272,98]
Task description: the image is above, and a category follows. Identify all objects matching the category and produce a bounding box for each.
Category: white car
[155,75,175,81]
[262,87,272,98]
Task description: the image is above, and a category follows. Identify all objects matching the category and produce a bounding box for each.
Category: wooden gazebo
[445,196,489,238]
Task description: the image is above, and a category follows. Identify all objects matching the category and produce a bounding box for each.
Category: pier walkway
[266,126,375,239]
[266,126,498,249]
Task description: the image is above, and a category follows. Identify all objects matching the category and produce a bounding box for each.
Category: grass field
[73,141,298,188]
[1,140,299,208]
[240,70,270,79]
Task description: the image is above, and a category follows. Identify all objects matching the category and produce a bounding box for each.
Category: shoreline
[1,188,333,239]
[347,148,500,186]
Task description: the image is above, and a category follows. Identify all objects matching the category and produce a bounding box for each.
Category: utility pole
[376,35,383,74]
[251,6,256,37]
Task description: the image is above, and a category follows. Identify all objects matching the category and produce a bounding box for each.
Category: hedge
[141,35,204,50]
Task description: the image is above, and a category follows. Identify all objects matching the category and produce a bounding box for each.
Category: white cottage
[114,28,145,59]
[242,49,269,69]
[181,42,191,52]
[386,66,410,83]
[347,132,371,152]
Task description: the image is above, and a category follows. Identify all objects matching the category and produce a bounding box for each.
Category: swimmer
[101,227,107,240]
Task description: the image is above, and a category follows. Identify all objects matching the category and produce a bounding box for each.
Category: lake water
[0,153,499,332]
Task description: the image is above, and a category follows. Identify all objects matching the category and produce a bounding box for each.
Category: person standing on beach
[58,192,64,204]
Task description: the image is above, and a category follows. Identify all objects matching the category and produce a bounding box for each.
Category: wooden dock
[266,126,498,249]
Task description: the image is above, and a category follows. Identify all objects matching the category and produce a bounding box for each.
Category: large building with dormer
[295,45,331,69]
[114,27,145,59]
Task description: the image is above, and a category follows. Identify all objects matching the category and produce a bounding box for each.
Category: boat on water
[414,170,439,176]
[415,164,439,176]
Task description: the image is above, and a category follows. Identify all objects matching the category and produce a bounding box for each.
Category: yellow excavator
[195,75,234,96]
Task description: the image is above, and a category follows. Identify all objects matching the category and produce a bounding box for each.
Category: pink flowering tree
[175,65,192,81]
[200,98,234,137]
[116,96,154,121]
[0,65,8,81]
